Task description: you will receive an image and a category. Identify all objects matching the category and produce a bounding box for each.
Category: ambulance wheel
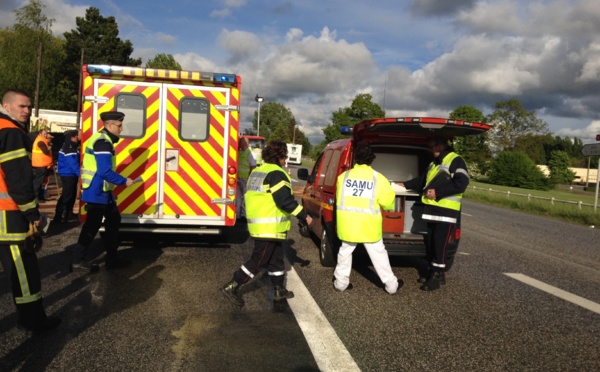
[319,227,336,267]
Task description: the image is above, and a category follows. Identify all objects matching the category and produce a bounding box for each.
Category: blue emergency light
[213,73,236,83]
[87,64,112,74]
[340,127,353,135]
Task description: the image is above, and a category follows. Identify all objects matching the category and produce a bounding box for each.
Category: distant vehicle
[297,117,491,268]
[286,143,303,165]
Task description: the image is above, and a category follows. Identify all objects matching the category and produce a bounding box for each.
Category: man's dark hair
[262,140,288,164]
[64,130,78,140]
[2,89,30,104]
[429,135,448,147]
[354,143,376,165]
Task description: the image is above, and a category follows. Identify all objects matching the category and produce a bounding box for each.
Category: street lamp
[293,125,297,144]
[255,94,264,137]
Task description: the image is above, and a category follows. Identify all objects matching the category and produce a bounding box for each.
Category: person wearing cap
[31,128,53,202]
[0,89,61,333]
[54,129,81,223]
[397,135,468,291]
[69,111,134,273]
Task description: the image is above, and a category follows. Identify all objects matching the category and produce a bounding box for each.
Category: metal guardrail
[467,186,598,212]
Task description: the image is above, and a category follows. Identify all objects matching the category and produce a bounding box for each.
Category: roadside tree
[63,7,142,110]
[146,53,181,70]
[449,104,493,179]
[487,98,549,153]
[488,151,550,190]
[547,150,576,185]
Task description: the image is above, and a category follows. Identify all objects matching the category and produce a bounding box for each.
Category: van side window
[180,98,210,141]
[308,152,325,184]
[115,93,146,138]
[317,150,333,186]
[323,149,342,186]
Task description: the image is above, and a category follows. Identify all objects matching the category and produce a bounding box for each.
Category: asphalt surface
[1,173,599,371]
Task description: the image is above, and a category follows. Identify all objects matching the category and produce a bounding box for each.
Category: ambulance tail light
[227,166,237,190]
[455,228,461,240]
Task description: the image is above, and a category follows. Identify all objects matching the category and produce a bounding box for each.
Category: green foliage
[449,105,493,176]
[488,151,550,190]
[487,98,549,152]
[547,150,576,184]
[513,133,553,164]
[62,7,142,110]
[145,53,181,70]
[320,93,384,146]
[253,101,294,140]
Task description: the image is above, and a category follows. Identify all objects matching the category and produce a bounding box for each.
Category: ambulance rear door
[90,78,238,232]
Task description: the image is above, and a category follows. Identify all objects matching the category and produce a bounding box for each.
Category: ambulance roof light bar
[86,64,237,83]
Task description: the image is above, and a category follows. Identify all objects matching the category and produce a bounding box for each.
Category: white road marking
[458,252,470,255]
[462,213,473,217]
[287,266,361,372]
[505,273,600,315]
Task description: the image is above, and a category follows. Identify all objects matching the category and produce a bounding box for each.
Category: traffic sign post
[581,143,600,156]
[581,144,600,212]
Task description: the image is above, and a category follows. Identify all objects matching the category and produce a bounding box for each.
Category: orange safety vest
[32,135,52,167]
[0,119,22,210]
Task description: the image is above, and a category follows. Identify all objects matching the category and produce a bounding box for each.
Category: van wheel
[320,228,336,267]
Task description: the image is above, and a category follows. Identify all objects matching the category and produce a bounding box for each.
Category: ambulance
[80,64,242,235]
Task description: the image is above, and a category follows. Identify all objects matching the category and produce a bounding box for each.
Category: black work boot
[105,256,132,270]
[220,280,244,306]
[17,301,62,334]
[273,286,294,301]
[70,259,99,273]
[420,271,446,291]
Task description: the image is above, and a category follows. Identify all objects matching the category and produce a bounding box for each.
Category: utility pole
[76,48,85,129]
[33,41,43,126]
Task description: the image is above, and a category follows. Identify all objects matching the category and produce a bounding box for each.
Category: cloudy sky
[2,0,600,143]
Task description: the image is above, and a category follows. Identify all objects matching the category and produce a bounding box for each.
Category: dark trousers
[0,242,45,323]
[55,176,78,220]
[233,239,285,286]
[425,222,455,270]
[32,167,48,200]
[74,202,121,260]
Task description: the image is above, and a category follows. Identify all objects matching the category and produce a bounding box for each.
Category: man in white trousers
[333,143,404,294]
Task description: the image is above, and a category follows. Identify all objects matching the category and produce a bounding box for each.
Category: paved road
[1,173,599,371]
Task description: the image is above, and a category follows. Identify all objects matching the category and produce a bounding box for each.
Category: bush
[488,151,551,190]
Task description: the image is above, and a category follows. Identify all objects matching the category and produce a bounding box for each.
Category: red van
[297,117,491,268]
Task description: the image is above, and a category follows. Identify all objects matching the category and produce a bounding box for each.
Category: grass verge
[465,181,600,226]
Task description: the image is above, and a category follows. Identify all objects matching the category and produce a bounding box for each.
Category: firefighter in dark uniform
[0,89,61,333]
[220,141,312,306]
[397,135,468,291]
[69,111,134,273]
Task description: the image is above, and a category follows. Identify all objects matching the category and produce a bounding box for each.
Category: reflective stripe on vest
[422,152,463,212]
[245,163,292,239]
[0,119,27,211]
[31,136,52,167]
[238,148,252,179]
[81,131,116,191]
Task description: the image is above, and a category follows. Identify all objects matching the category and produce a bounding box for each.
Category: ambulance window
[180,98,209,141]
[115,93,146,138]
